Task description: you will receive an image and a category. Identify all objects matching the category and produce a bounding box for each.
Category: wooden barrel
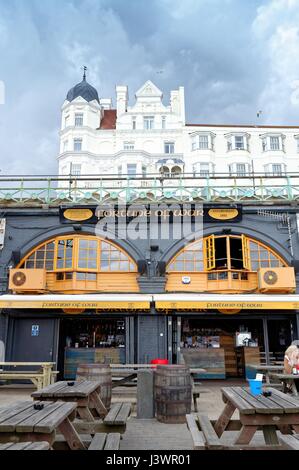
[76,363,112,409]
[154,365,192,424]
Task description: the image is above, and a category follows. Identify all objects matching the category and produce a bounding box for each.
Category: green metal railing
[0,173,299,206]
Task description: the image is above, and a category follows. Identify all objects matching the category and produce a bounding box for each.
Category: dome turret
[66,70,99,103]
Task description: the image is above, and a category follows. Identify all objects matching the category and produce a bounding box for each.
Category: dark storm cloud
[0,0,298,174]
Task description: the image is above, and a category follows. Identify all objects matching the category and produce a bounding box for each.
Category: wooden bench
[279,434,299,450]
[74,401,131,435]
[186,414,223,450]
[0,371,45,390]
[0,442,50,451]
[88,433,120,450]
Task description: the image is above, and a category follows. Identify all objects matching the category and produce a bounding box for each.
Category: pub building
[0,202,299,380]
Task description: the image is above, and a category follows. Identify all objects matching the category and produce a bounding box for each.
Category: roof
[66,78,99,103]
[99,109,117,129]
[186,123,299,129]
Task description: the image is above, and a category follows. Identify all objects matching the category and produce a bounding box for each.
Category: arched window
[167,235,286,272]
[160,166,170,177]
[19,235,137,273]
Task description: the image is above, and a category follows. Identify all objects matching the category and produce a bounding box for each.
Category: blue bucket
[248,379,262,395]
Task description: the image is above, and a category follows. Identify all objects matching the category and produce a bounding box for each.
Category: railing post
[286,175,293,200]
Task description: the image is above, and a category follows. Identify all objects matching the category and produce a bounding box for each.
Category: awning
[153,294,299,311]
[0,294,152,311]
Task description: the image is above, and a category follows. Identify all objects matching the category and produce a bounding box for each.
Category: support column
[167,316,172,364]
[263,317,270,364]
[137,370,155,419]
[296,312,299,340]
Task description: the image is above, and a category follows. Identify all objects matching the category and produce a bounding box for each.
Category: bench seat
[104,403,131,426]
[88,433,120,450]
[279,434,299,450]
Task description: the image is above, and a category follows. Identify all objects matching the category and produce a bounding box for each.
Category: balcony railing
[0,172,299,206]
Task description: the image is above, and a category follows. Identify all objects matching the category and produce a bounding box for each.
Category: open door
[204,235,215,271]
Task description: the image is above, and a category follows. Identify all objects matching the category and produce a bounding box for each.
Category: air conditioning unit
[257,267,296,293]
[9,269,47,292]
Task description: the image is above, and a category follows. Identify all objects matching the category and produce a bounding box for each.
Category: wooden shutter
[204,235,215,271]
[241,235,251,270]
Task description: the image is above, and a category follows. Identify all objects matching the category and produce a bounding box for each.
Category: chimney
[116,85,128,118]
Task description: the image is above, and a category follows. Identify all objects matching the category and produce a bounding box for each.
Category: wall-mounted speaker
[137,260,147,275]
[157,261,166,276]
[11,250,21,266]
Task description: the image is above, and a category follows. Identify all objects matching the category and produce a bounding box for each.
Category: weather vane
[82,65,88,81]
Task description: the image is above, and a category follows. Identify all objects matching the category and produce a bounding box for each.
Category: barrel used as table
[76,363,112,409]
[154,365,192,424]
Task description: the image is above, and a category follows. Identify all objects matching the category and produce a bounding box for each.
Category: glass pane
[259,249,268,259]
[119,262,129,271]
[129,263,135,271]
[45,261,54,270]
[250,250,259,260]
[251,261,259,270]
[249,242,257,251]
[65,259,72,268]
[26,261,34,268]
[78,259,87,268]
[175,261,184,271]
[35,260,44,268]
[260,260,270,268]
[57,260,64,269]
[195,262,204,271]
[120,252,128,261]
[101,242,110,250]
[100,259,109,269]
[110,251,121,260]
[88,250,97,259]
[270,260,280,267]
[89,241,97,250]
[110,261,120,271]
[87,259,97,269]
[184,262,194,271]
[101,252,109,260]
[184,252,195,261]
[79,239,89,249]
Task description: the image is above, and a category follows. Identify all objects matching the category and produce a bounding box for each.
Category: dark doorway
[268,319,292,360]
[214,237,227,269]
[230,237,244,269]
[10,318,56,362]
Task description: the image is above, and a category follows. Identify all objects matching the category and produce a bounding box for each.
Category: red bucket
[150,359,169,368]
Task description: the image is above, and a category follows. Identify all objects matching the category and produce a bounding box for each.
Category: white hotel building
[57,75,299,200]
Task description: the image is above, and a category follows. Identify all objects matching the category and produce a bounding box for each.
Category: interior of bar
[180,317,292,378]
[58,317,126,379]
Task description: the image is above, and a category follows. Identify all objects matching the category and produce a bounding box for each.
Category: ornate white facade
[58,77,299,180]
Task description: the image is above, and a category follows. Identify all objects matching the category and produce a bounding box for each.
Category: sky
[1,0,299,174]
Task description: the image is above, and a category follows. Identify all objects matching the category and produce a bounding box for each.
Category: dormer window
[144,116,154,130]
[261,133,285,152]
[191,132,215,151]
[226,133,249,151]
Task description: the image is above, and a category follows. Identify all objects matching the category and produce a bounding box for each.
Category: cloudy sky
[0,0,299,174]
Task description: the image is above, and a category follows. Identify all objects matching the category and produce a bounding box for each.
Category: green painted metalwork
[0,174,299,206]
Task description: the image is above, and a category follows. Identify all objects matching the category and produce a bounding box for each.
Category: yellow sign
[156,301,299,311]
[208,209,239,220]
[0,300,150,310]
[63,209,93,222]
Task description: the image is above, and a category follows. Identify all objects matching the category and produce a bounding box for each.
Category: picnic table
[31,380,107,421]
[269,373,299,396]
[0,401,85,450]
[110,364,206,387]
[247,364,284,385]
[0,362,57,390]
[0,441,50,450]
[187,386,299,450]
